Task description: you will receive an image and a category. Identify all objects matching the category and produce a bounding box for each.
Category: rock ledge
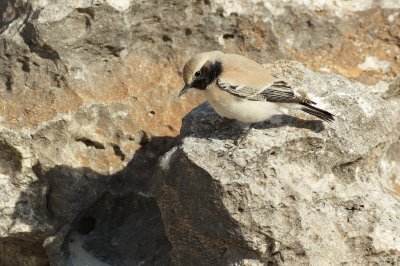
[156,61,400,265]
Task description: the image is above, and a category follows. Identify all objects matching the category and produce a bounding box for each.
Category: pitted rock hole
[0,142,22,177]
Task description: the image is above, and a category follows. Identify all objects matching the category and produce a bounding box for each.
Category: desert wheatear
[179,51,334,123]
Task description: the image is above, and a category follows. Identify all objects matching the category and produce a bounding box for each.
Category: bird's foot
[228,123,255,154]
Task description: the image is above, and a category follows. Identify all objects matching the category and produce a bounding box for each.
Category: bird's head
[179,51,223,97]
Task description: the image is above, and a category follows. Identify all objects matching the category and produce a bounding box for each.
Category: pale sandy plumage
[179,51,334,123]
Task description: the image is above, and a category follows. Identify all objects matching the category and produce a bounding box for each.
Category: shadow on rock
[180,103,325,142]
[254,114,325,132]
[153,147,277,265]
[110,134,177,197]
[64,191,171,266]
[10,136,176,266]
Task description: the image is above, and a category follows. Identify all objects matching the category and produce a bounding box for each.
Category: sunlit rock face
[0,0,399,265]
[156,61,400,265]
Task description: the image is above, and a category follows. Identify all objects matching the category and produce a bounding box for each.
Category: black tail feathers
[300,103,335,122]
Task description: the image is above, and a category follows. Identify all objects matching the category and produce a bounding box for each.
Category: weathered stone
[156,61,400,265]
[0,103,173,265]
[0,0,399,265]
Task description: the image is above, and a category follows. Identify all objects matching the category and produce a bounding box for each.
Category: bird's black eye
[194,71,201,77]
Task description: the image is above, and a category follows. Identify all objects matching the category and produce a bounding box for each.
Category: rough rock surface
[0,0,399,265]
[0,104,173,266]
[155,61,400,265]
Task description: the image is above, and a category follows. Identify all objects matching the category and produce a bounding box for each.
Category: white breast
[204,86,280,123]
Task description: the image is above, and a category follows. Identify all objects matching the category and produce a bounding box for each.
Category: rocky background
[0,0,399,265]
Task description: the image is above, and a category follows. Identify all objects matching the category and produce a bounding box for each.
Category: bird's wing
[216,79,316,105]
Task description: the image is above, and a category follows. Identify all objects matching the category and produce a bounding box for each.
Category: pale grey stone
[156,61,400,265]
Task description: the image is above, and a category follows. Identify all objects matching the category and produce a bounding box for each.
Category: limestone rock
[0,0,400,265]
[0,103,172,266]
[155,61,400,265]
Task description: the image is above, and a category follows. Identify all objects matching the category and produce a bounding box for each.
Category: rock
[0,103,173,266]
[0,0,400,265]
[1,0,400,132]
[155,61,400,265]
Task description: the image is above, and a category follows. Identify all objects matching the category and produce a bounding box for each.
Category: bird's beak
[178,83,191,97]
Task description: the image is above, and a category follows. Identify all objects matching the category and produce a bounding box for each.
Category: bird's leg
[234,123,255,148]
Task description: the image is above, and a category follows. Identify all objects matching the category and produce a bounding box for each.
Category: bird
[178,51,334,124]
